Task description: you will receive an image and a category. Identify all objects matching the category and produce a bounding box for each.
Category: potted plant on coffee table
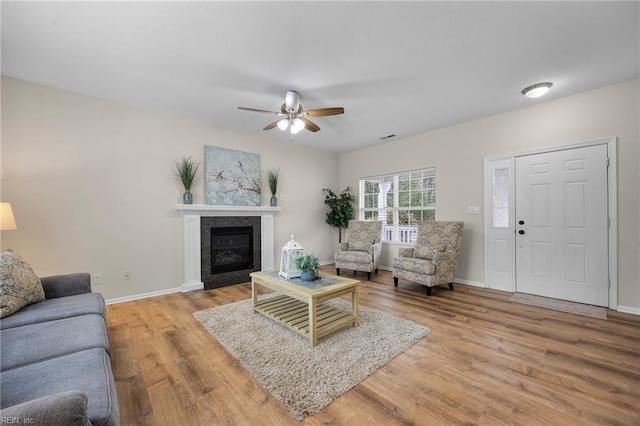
[295,254,320,281]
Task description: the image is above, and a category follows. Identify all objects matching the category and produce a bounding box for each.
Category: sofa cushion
[413,244,446,260]
[415,221,463,254]
[348,237,373,252]
[0,292,106,330]
[0,391,90,426]
[336,250,373,264]
[0,347,119,426]
[393,257,436,275]
[0,250,45,318]
[1,314,110,371]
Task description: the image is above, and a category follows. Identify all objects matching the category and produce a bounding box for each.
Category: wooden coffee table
[250,270,360,347]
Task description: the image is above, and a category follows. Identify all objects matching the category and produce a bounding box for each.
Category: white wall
[3,77,638,310]
[339,79,640,310]
[0,77,340,300]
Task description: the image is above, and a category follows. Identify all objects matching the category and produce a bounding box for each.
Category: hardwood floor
[107,267,640,425]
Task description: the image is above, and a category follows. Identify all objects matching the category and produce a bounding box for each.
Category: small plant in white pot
[295,254,320,281]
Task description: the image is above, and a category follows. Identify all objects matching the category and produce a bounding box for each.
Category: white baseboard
[105,279,639,316]
[617,305,640,316]
[105,287,182,305]
[454,278,486,288]
[181,281,204,292]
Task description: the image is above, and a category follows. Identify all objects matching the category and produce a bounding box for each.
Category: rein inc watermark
[1,417,35,425]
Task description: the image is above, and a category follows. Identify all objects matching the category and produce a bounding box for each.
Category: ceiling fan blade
[305,107,344,117]
[238,107,280,115]
[263,121,279,131]
[301,118,320,132]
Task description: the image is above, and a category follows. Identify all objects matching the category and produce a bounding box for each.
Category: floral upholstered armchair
[393,221,464,296]
[334,220,383,280]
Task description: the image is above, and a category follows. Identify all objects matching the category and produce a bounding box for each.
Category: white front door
[515,144,609,306]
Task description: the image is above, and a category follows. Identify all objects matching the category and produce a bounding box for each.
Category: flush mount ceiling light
[521,82,553,98]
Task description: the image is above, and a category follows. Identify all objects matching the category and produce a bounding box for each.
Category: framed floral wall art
[204,146,261,206]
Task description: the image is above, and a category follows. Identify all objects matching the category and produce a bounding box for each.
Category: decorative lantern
[279,235,304,279]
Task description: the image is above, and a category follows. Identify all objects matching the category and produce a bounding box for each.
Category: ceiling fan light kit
[277,119,289,131]
[238,90,344,138]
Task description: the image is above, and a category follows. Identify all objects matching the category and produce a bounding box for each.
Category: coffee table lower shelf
[254,294,355,343]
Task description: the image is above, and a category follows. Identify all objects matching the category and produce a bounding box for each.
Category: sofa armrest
[0,390,90,426]
[40,273,92,299]
[337,242,349,252]
[398,247,414,258]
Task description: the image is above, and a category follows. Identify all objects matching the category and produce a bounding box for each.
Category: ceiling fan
[238,90,344,135]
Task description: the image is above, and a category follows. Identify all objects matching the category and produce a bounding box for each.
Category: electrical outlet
[467,206,480,215]
[123,271,131,280]
[93,274,102,285]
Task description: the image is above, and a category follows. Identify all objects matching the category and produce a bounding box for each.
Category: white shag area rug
[509,293,607,320]
[194,298,430,420]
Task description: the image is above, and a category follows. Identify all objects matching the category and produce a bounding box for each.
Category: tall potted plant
[174,156,199,204]
[323,187,356,243]
[267,167,281,207]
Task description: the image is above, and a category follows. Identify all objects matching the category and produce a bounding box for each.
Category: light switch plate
[467,206,480,215]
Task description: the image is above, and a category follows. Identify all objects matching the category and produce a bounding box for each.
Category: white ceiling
[2,1,638,153]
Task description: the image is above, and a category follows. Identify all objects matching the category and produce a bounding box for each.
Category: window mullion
[393,175,399,242]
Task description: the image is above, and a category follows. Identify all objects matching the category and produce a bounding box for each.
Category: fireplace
[210,226,253,273]
[200,215,261,289]
[175,204,280,293]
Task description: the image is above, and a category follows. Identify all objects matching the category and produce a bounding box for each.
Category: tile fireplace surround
[175,204,281,292]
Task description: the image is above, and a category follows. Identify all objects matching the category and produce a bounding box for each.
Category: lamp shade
[0,203,17,230]
[292,118,305,133]
[277,119,289,131]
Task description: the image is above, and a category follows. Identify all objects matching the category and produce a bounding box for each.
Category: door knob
[518,230,525,235]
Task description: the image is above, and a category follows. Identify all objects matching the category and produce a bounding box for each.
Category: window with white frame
[359,168,436,243]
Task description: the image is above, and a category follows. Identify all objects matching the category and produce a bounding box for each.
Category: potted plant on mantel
[295,254,320,281]
[174,156,199,204]
[267,167,281,207]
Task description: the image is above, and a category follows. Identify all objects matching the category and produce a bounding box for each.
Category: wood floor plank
[108,267,640,425]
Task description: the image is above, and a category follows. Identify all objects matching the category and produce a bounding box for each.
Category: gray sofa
[0,273,119,426]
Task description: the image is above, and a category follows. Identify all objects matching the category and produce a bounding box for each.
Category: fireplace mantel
[175,204,281,292]
[175,204,281,216]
